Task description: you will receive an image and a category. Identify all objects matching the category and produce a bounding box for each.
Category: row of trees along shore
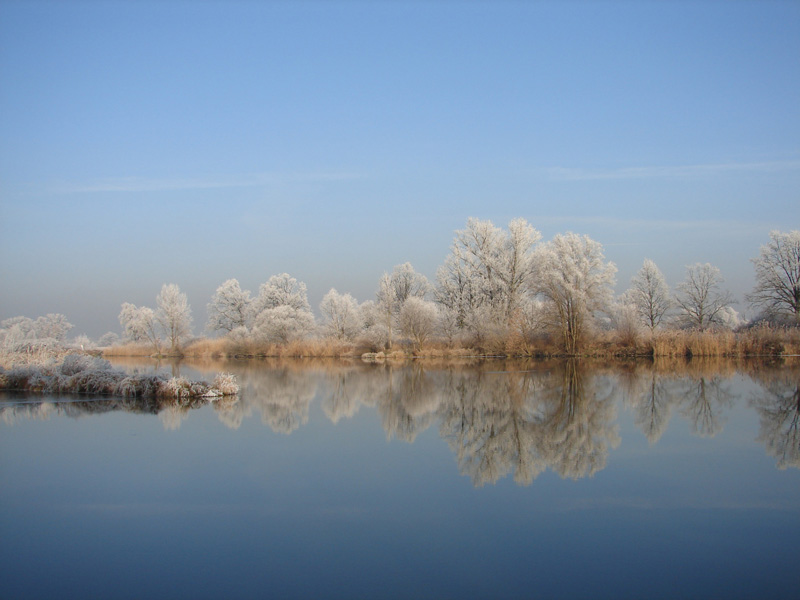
[3,220,799,359]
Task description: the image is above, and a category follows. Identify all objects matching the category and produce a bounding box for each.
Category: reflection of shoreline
[0,392,238,430]
[7,357,798,480]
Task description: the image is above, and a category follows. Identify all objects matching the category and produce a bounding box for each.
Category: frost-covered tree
[98,331,120,347]
[398,297,439,350]
[250,273,315,344]
[436,217,540,333]
[156,283,193,353]
[495,218,542,318]
[369,265,428,349]
[252,273,311,315]
[0,315,74,351]
[319,288,362,341]
[716,306,744,330]
[389,262,431,304]
[206,278,252,334]
[628,259,672,332]
[534,233,617,354]
[674,263,734,331]
[0,317,36,350]
[374,273,397,349]
[119,303,161,354]
[747,230,800,323]
[511,297,548,354]
[451,218,505,305]
[435,245,480,331]
[252,305,316,344]
[34,313,73,342]
[359,299,391,349]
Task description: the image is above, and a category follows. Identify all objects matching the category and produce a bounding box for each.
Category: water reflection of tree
[85,356,790,479]
[750,366,800,469]
[439,366,541,485]
[620,368,680,445]
[678,375,735,437]
[537,361,620,480]
[321,370,363,423]
[375,364,442,442]
[213,361,318,433]
[620,360,736,442]
[438,361,619,486]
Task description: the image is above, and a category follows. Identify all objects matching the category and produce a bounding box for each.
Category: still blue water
[1,359,798,599]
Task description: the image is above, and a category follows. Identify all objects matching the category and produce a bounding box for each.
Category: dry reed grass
[0,345,70,369]
[183,337,230,358]
[100,326,800,363]
[102,342,160,357]
[180,336,361,358]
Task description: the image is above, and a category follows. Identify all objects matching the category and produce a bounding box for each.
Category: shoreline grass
[95,324,800,361]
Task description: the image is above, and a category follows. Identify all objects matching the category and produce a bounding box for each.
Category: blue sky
[1,1,798,337]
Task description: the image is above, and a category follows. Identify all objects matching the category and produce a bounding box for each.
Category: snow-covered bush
[0,314,76,367]
[212,372,240,396]
[159,376,193,399]
[60,353,112,376]
[1,356,239,400]
[116,373,167,397]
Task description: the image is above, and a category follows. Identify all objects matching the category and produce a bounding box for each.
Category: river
[1,357,798,599]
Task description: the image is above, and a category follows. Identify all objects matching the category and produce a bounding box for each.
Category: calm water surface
[1,358,798,599]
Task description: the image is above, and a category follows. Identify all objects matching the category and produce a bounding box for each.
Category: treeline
[3,220,799,359]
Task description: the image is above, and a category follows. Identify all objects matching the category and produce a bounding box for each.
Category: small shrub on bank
[211,372,240,396]
[0,353,239,399]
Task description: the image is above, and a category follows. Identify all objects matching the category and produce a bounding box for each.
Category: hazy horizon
[2,1,798,338]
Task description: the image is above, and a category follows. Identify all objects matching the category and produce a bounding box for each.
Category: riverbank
[100,325,800,360]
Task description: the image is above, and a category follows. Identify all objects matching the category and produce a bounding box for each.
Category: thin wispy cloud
[541,160,800,181]
[56,171,363,194]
